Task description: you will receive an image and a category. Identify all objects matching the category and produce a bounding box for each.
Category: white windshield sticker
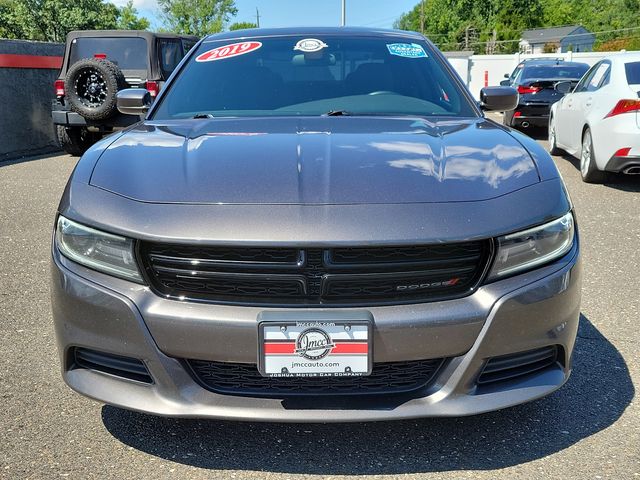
[294,38,328,53]
[387,43,428,59]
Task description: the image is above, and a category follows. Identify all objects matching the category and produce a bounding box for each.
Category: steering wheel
[368,90,397,96]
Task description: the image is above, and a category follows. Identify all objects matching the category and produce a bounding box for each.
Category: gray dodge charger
[51,27,581,421]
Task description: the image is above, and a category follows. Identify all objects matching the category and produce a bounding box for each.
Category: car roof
[203,26,425,42]
[522,60,588,67]
[67,30,199,41]
[606,52,640,63]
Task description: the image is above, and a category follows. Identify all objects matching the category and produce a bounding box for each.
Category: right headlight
[488,211,575,280]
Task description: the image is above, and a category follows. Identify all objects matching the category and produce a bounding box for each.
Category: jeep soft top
[52,30,199,155]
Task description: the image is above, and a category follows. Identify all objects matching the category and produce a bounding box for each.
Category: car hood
[89,117,540,205]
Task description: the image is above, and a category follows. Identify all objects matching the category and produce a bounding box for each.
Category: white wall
[446,51,638,99]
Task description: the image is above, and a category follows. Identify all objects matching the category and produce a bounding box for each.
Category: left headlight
[488,211,575,280]
[55,215,143,283]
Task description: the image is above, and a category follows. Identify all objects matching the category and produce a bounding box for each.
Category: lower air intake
[72,347,152,384]
[477,345,561,386]
[187,358,445,397]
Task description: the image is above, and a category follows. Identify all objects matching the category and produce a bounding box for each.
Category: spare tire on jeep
[65,58,125,120]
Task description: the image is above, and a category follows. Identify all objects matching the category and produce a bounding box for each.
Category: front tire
[580,128,606,183]
[55,126,97,156]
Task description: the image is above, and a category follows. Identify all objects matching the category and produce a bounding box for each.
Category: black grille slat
[329,243,484,266]
[139,241,491,306]
[477,346,559,385]
[73,348,152,384]
[188,358,445,396]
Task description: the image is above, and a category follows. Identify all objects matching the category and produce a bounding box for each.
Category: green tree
[1,0,119,41]
[396,0,640,53]
[0,0,151,41]
[158,0,237,36]
[0,0,27,39]
[229,21,257,31]
[116,0,150,30]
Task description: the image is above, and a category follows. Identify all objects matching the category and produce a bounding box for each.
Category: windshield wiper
[323,110,351,116]
[192,113,214,119]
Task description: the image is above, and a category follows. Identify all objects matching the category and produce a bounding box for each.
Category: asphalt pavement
[1,128,638,479]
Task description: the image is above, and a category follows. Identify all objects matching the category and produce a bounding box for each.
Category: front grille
[138,241,492,306]
[477,345,561,386]
[187,358,445,396]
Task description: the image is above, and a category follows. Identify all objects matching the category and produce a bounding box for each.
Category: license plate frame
[257,313,373,378]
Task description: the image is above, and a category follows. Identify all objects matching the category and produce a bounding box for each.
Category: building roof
[520,25,589,44]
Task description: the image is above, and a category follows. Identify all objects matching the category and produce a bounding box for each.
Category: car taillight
[605,99,640,118]
[145,80,159,97]
[54,80,65,97]
[94,53,107,59]
[513,111,522,117]
[517,85,541,95]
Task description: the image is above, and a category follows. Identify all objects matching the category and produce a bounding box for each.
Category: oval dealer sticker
[196,41,262,62]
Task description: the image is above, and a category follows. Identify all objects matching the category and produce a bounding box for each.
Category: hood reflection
[375,135,536,188]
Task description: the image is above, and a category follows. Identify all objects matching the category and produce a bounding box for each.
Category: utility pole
[420,0,424,35]
[341,0,346,26]
[255,7,261,27]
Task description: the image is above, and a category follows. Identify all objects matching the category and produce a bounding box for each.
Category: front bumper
[51,238,582,422]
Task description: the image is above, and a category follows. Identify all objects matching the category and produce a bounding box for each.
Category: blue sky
[115,0,419,32]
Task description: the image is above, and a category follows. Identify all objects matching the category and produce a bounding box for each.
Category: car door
[554,66,593,150]
[562,62,601,152]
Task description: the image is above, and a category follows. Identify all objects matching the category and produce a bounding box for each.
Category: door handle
[585,97,593,107]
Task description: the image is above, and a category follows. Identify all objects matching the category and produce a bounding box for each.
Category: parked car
[501,57,564,86]
[501,59,589,129]
[549,53,640,182]
[52,30,198,155]
[51,27,581,421]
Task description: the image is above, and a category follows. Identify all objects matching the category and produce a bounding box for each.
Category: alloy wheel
[580,133,592,177]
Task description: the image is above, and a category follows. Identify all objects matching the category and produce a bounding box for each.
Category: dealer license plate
[258,319,372,377]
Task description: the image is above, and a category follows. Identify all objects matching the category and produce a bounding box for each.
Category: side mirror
[555,80,573,94]
[117,88,152,116]
[504,73,509,78]
[499,79,511,87]
[479,86,518,111]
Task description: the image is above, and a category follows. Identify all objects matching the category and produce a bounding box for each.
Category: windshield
[69,37,148,70]
[152,35,477,119]
[522,64,589,81]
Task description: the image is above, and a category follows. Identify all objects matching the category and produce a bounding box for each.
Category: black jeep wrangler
[52,30,198,155]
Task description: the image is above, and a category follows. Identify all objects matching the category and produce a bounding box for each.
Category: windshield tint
[152,35,477,119]
[625,61,640,84]
[522,64,589,81]
[69,37,148,70]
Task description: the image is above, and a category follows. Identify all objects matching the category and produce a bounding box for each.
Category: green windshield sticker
[387,43,428,59]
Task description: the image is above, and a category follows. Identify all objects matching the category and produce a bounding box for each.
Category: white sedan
[549,53,640,182]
